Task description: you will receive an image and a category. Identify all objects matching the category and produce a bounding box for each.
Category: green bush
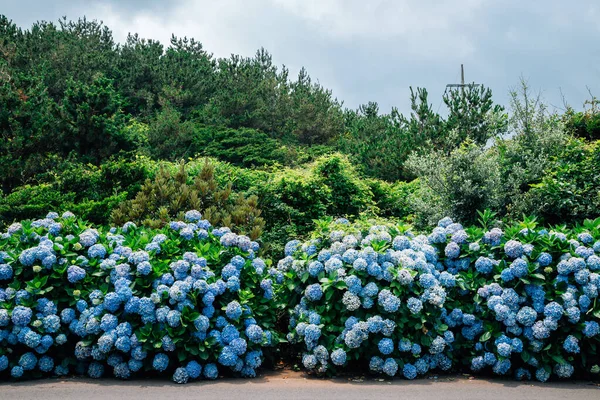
[406,142,502,226]
[245,154,376,255]
[146,106,197,160]
[111,160,265,240]
[367,179,418,221]
[338,103,415,182]
[514,139,600,224]
[0,157,150,228]
[563,92,600,141]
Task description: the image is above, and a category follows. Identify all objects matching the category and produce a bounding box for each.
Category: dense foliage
[280,215,600,381]
[0,212,279,382]
[2,15,599,240]
[111,160,265,240]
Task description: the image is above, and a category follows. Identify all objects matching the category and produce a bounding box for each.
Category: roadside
[2,370,599,400]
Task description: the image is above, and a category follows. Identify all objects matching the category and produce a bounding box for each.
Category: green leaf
[325,289,334,301]
[550,354,567,365]
[479,331,492,342]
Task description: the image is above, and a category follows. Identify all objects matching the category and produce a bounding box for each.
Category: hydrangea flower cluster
[0,211,278,383]
[281,217,600,381]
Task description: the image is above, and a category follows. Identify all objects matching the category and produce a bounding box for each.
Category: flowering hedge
[279,216,600,381]
[0,211,279,383]
[1,211,600,383]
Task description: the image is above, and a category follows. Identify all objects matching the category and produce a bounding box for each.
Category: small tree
[443,84,507,149]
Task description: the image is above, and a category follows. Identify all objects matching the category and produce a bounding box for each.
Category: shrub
[513,139,600,223]
[338,103,415,182]
[0,185,128,229]
[146,106,197,160]
[367,179,417,221]
[0,211,279,382]
[406,142,502,226]
[0,158,150,228]
[58,76,134,164]
[111,160,265,240]
[278,215,600,380]
[247,154,375,255]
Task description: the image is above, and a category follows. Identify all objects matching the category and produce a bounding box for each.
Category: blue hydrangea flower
[516,306,537,327]
[19,352,37,371]
[493,359,511,375]
[554,363,574,378]
[305,284,323,302]
[185,361,202,379]
[382,358,398,377]
[11,366,24,378]
[535,367,550,382]
[153,353,169,372]
[544,302,564,320]
[402,363,417,379]
[172,367,189,384]
[331,348,347,366]
[504,240,523,259]
[12,306,32,326]
[407,297,423,315]
[0,264,13,280]
[225,301,243,320]
[38,356,54,372]
[378,290,400,313]
[378,338,394,355]
[563,335,580,354]
[67,265,86,283]
[583,321,599,337]
[444,242,460,259]
[429,336,446,354]
[202,363,218,379]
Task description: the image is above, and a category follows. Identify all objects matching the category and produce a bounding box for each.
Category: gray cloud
[2,0,599,114]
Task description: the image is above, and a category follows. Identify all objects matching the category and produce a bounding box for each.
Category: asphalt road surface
[2,371,599,400]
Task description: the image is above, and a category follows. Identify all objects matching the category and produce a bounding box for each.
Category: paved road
[2,371,599,400]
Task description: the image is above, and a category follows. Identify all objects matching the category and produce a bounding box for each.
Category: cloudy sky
[3,0,600,114]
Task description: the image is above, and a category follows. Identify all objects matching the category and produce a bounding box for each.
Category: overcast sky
[3,0,600,115]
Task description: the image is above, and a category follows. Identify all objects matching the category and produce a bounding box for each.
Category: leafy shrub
[0,158,150,228]
[111,160,265,240]
[248,154,375,255]
[0,74,59,192]
[57,76,134,164]
[367,179,417,221]
[406,142,502,226]
[0,211,279,382]
[513,139,600,223]
[0,184,127,229]
[278,215,600,380]
[563,93,600,141]
[338,103,416,182]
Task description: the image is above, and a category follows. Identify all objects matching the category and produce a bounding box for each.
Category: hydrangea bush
[0,211,279,383]
[1,210,599,383]
[279,215,600,381]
